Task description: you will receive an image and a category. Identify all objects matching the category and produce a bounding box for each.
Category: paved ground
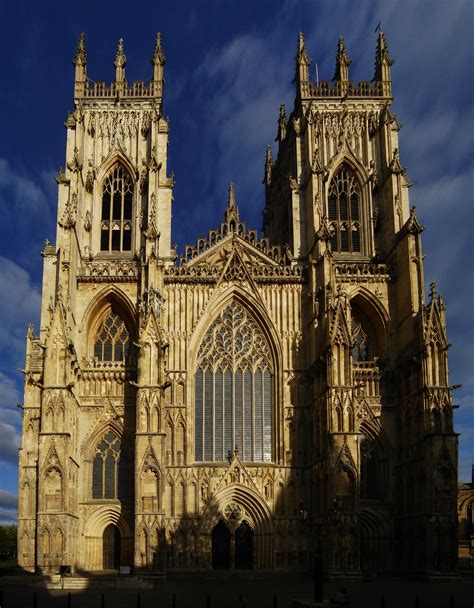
[0,575,473,608]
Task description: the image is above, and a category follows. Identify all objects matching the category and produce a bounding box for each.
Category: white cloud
[0,257,42,368]
[0,490,18,510]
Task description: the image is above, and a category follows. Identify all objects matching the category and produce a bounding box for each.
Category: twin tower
[18,31,458,576]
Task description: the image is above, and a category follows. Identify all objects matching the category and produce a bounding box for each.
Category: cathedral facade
[17,32,459,577]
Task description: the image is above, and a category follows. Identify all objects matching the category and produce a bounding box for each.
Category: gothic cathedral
[18,32,458,577]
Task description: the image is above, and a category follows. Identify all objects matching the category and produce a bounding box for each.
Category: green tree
[0,524,17,560]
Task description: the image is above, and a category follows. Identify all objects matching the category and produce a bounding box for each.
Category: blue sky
[0,0,472,523]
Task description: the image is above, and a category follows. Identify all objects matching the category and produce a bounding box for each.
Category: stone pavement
[0,575,473,608]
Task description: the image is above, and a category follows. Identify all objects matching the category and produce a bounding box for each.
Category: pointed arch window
[100,165,133,252]
[93,307,130,363]
[328,166,361,253]
[92,430,127,499]
[195,303,273,463]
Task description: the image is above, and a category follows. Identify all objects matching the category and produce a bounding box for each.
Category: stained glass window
[195,303,273,462]
[328,166,361,253]
[100,165,133,252]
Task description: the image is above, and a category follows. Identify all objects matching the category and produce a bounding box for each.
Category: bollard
[136,593,141,608]
[415,596,420,608]
[33,590,37,608]
[0,588,3,608]
[273,594,277,608]
[171,593,176,608]
[206,593,211,608]
[101,593,105,608]
[67,591,71,608]
[380,596,385,608]
[449,596,455,608]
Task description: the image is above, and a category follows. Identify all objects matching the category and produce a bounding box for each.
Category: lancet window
[92,430,126,499]
[328,166,361,253]
[93,308,130,363]
[195,303,273,463]
[100,165,133,252]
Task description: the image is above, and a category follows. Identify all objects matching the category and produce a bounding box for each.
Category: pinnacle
[228,181,236,208]
[114,37,127,68]
[296,31,310,65]
[73,32,87,65]
[224,182,240,224]
[152,32,166,65]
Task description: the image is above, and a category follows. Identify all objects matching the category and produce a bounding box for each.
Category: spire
[151,33,166,96]
[276,103,287,143]
[224,182,240,224]
[264,145,273,186]
[73,33,87,95]
[374,31,393,95]
[114,38,127,83]
[295,32,310,90]
[333,37,351,82]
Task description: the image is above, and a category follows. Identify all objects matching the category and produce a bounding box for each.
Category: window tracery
[100,165,133,252]
[328,166,361,253]
[93,308,130,363]
[92,430,126,499]
[351,317,368,361]
[195,302,273,462]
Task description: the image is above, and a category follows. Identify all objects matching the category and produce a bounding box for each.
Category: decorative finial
[276,103,287,142]
[228,181,236,208]
[264,145,273,185]
[296,32,310,66]
[115,38,126,68]
[73,33,87,66]
[224,182,240,225]
[333,37,351,82]
[152,33,166,65]
[430,282,438,301]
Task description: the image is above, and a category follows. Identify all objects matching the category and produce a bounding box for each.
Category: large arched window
[92,430,127,499]
[93,307,130,363]
[195,302,273,463]
[328,165,361,253]
[100,165,133,252]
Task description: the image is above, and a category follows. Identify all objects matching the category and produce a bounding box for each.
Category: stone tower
[18,32,458,577]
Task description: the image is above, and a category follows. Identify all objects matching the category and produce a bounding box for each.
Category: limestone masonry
[18,32,458,576]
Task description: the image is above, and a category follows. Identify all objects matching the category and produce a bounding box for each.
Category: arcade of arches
[18,31,459,578]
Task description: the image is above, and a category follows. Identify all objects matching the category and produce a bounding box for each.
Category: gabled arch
[97,149,138,185]
[350,288,390,359]
[326,148,369,187]
[82,418,124,460]
[82,285,136,358]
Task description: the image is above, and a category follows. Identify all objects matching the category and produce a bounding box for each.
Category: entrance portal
[212,520,230,569]
[211,519,254,569]
[235,520,253,569]
[103,524,121,569]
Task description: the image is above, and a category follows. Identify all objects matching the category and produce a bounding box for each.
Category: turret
[333,37,351,84]
[72,33,87,97]
[374,31,393,96]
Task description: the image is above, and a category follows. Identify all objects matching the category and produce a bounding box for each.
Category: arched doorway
[235,520,253,569]
[103,524,121,569]
[212,520,230,569]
